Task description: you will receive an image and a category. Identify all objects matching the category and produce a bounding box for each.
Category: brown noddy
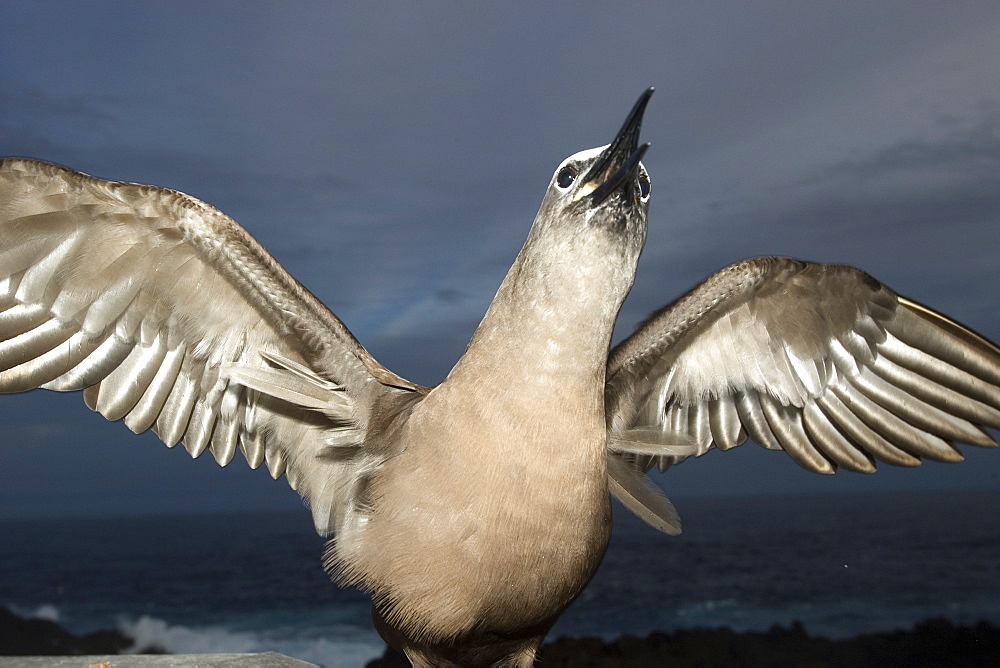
[2,88,999,666]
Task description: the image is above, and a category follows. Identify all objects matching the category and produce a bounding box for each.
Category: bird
[1,87,999,666]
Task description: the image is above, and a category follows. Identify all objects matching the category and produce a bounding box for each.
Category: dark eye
[556,167,576,189]
[638,174,650,198]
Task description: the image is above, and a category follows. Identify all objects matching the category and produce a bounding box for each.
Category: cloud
[800,103,1000,197]
[0,78,117,157]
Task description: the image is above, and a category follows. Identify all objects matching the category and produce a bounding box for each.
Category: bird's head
[534,88,653,248]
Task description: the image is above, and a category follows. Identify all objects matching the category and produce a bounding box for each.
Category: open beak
[582,87,653,206]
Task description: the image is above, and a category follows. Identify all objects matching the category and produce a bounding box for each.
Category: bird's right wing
[0,158,422,537]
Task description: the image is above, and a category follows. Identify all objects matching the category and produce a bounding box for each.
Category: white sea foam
[30,604,60,622]
[6,603,62,623]
[119,616,260,654]
[116,614,385,667]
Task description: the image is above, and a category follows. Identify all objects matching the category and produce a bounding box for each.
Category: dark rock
[527,619,1000,667]
[0,606,134,655]
[363,619,1000,667]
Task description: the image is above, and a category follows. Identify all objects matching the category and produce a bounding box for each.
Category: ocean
[2,490,999,667]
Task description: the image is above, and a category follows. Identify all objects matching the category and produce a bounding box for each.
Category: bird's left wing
[605,256,1000,532]
[0,158,422,537]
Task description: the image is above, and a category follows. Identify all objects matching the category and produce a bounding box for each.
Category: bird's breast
[346,379,611,642]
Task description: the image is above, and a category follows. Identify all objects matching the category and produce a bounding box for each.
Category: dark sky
[2,2,1000,519]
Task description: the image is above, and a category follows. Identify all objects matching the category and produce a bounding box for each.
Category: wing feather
[123,340,186,433]
[801,402,875,473]
[708,397,742,450]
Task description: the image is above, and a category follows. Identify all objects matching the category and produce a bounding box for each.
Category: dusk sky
[2,2,1000,519]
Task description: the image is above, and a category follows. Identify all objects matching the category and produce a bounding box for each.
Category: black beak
[584,87,653,205]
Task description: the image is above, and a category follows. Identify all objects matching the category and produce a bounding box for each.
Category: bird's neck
[447,227,640,419]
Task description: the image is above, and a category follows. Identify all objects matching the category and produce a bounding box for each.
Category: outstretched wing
[606,257,1000,530]
[0,158,421,536]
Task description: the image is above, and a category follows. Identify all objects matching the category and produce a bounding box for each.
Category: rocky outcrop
[367,618,1000,667]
